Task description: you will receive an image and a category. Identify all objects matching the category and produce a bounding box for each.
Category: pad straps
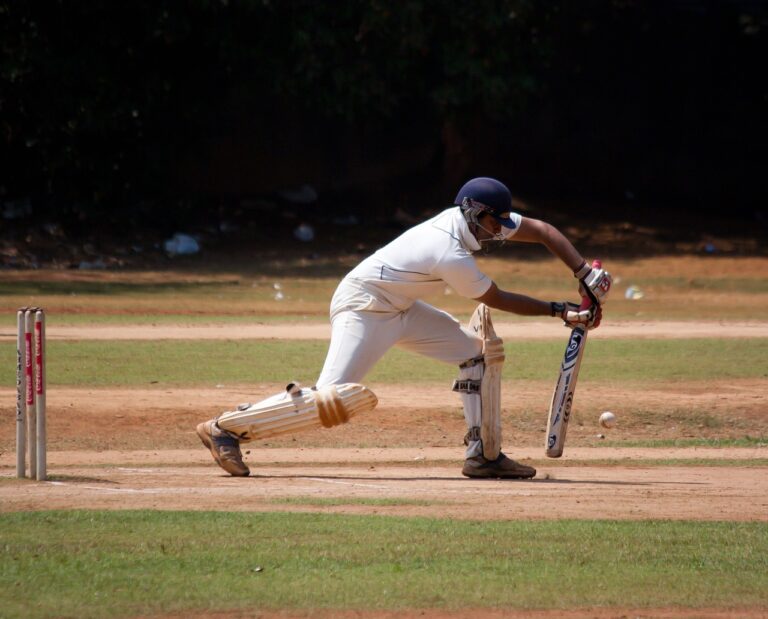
[452,379,481,394]
[458,355,484,369]
[463,426,481,445]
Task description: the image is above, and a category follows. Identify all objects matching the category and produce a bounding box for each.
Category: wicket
[16,307,46,481]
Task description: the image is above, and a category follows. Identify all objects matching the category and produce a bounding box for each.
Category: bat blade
[545,324,589,458]
[545,259,601,458]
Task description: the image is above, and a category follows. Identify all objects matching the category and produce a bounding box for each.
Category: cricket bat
[545,259,601,458]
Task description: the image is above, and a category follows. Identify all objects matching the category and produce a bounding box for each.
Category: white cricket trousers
[316,297,487,458]
[316,301,482,388]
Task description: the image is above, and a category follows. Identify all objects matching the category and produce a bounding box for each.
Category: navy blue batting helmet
[454,177,516,229]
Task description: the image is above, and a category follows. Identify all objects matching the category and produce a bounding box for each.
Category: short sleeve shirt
[338,207,521,312]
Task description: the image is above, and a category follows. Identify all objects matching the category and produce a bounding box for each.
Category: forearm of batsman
[475,283,551,316]
[511,217,585,273]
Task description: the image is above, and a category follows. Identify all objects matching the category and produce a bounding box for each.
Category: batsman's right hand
[551,300,602,330]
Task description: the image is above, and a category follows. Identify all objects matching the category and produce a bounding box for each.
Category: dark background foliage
[1,0,766,246]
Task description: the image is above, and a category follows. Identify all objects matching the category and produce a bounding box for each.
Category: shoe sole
[196,422,250,477]
[462,469,536,479]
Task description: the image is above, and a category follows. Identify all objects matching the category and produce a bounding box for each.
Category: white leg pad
[480,334,504,460]
[465,303,504,460]
[217,382,378,441]
[456,363,483,458]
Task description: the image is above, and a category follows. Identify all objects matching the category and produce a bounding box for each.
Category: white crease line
[395,486,535,497]
[301,478,538,495]
[306,477,390,490]
[48,481,162,494]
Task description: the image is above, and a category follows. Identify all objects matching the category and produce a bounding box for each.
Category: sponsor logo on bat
[563,394,574,422]
[564,331,584,363]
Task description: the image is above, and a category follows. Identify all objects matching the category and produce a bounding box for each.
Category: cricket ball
[599,411,617,429]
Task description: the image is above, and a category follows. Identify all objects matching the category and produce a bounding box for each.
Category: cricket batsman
[196,177,611,478]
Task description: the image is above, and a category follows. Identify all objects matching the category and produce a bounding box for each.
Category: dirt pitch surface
[155,609,768,619]
[1,320,767,521]
[2,447,767,523]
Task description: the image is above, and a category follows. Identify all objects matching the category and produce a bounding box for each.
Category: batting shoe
[462,453,536,479]
[196,420,250,477]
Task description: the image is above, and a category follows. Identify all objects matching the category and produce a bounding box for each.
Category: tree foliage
[1,0,765,224]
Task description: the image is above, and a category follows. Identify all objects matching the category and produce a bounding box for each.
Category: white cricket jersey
[332,207,521,315]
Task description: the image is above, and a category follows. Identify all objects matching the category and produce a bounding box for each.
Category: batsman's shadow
[249,474,654,486]
[251,473,472,482]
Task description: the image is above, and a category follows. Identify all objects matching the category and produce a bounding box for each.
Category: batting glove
[574,261,613,305]
[551,301,602,330]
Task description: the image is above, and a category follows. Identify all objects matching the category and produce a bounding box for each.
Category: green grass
[626,276,768,294]
[3,272,766,298]
[489,275,768,297]
[0,280,242,296]
[0,278,339,300]
[1,511,766,618]
[0,338,766,387]
[3,255,768,325]
[0,277,341,321]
